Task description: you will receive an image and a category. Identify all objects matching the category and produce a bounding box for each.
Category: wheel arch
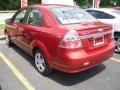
[31,40,52,65]
[114,31,120,37]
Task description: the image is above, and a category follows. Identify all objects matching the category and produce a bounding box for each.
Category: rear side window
[26,9,43,26]
[94,11,115,19]
[86,10,97,18]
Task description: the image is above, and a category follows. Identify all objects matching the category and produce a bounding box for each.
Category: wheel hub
[115,37,120,52]
[35,53,45,72]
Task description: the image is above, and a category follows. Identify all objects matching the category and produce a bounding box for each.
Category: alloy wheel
[5,32,13,46]
[115,37,120,52]
[35,52,45,72]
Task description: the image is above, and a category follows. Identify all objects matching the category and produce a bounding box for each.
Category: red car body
[5,4,115,73]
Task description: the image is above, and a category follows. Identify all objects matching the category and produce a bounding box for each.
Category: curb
[0,31,5,40]
[0,35,5,40]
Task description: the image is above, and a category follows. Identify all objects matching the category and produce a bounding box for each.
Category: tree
[74,0,93,8]
[0,0,119,10]
[7,0,20,10]
[0,0,41,10]
[29,0,41,5]
[0,0,10,10]
[100,0,113,7]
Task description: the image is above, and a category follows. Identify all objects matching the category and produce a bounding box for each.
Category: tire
[115,35,120,53]
[34,49,52,75]
[5,32,13,46]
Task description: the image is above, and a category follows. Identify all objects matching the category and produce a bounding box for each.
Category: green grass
[0,24,5,32]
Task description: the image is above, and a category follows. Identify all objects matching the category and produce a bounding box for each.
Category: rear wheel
[115,36,120,53]
[34,50,52,75]
[5,32,13,46]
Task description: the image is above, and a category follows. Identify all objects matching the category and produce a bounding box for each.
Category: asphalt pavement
[0,40,120,90]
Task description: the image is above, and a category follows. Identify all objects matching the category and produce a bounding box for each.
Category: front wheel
[115,36,120,53]
[5,32,13,46]
[34,50,52,75]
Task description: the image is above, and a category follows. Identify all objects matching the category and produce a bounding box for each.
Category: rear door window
[26,9,43,26]
[86,10,97,18]
[94,11,115,19]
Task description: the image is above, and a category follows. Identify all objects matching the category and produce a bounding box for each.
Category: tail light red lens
[59,30,82,49]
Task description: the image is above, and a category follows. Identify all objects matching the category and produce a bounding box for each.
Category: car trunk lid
[59,21,112,51]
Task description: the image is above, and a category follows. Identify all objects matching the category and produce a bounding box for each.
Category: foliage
[74,0,120,8]
[29,0,41,5]
[0,24,5,31]
[0,0,41,10]
[0,0,119,10]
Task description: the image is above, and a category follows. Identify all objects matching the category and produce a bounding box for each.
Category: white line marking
[0,52,35,90]
[111,58,120,63]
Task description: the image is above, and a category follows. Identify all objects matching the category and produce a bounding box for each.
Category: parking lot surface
[0,40,120,90]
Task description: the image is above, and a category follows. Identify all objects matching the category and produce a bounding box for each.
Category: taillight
[59,30,82,49]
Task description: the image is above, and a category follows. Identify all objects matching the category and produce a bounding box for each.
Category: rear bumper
[51,40,115,73]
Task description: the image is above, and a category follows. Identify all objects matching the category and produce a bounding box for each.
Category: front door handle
[18,27,24,32]
[13,24,18,27]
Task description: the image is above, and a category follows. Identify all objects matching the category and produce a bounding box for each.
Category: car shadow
[11,45,106,86]
[11,45,35,67]
[48,64,105,86]
[115,52,120,54]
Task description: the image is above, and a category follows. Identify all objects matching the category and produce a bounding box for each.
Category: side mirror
[5,18,12,24]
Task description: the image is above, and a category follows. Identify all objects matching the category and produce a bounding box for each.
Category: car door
[9,9,28,49]
[17,8,44,55]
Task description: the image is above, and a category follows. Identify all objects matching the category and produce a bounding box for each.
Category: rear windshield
[112,10,120,15]
[51,7,96,24]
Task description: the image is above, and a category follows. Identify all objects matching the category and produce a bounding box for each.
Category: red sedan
[5,4,115,75]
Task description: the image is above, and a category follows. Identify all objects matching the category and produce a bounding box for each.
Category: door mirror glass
[13,9,27,23]
[5,18,12,24]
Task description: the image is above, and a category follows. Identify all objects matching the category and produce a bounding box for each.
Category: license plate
[93,36,104,46]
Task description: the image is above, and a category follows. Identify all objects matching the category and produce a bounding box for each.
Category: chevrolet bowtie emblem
[98,28,103,32]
